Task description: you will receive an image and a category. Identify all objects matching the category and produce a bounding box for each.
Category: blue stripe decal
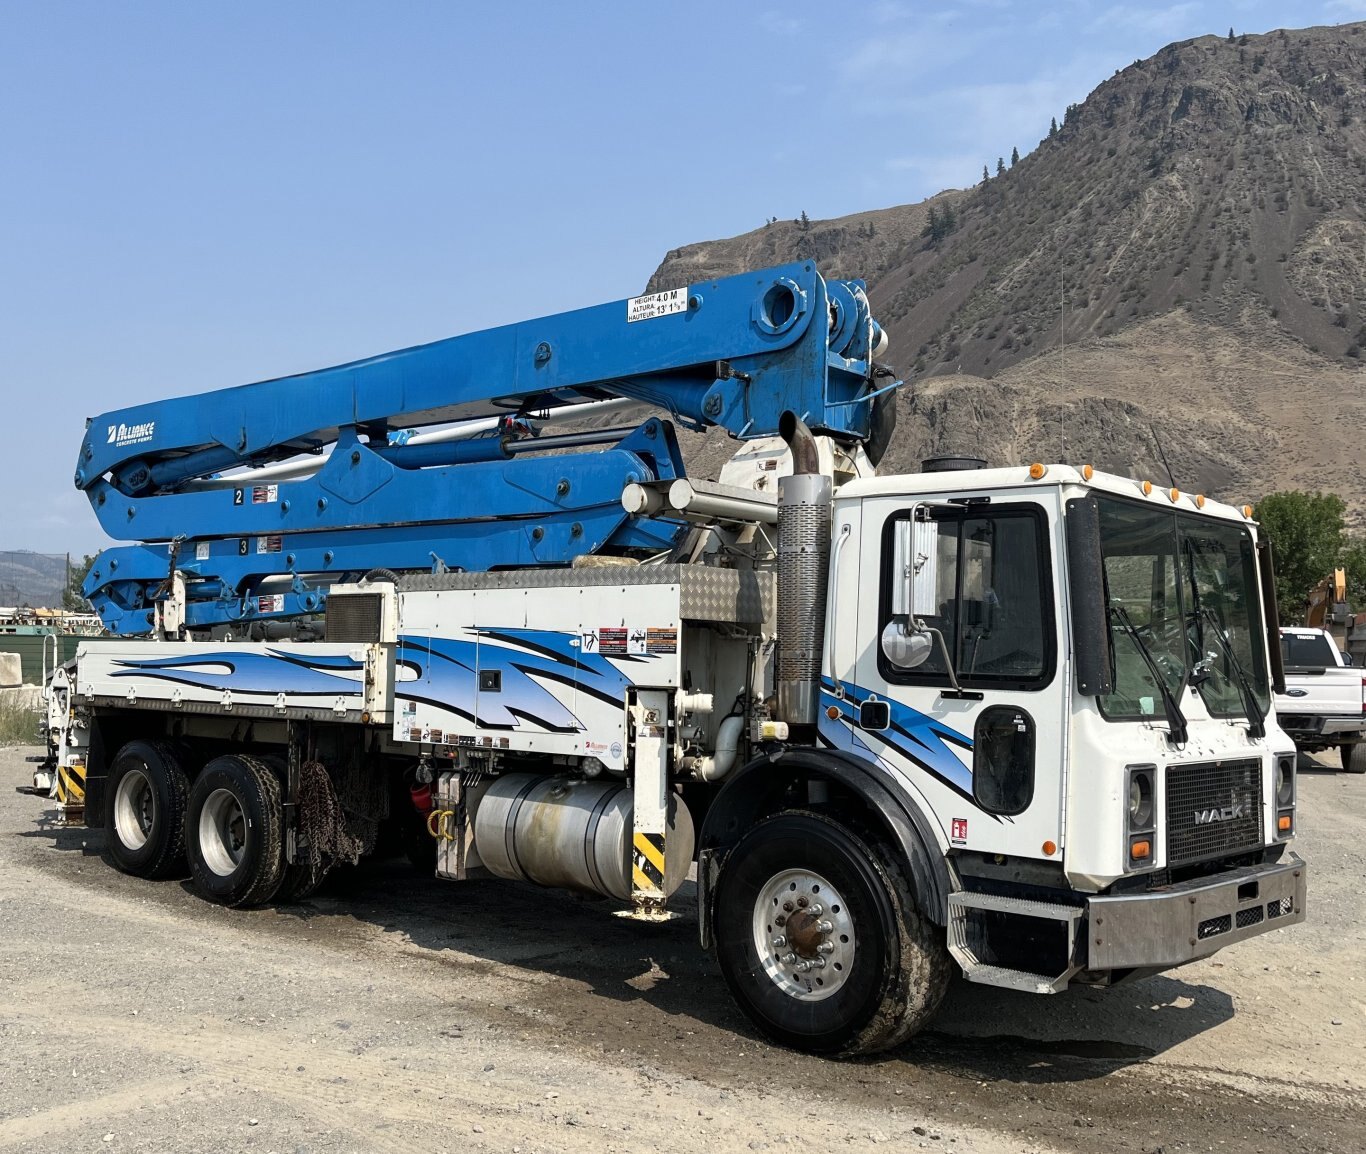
[819,678,974,799]
[397,630,643,732]
[110,650,363,696]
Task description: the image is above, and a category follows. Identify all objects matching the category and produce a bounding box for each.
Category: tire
[1343,743,1366,775]
[713,811,952,1057]
[105,740,191,880]
[186,754,286,907]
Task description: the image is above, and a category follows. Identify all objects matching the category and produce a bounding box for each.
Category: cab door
[826,490,1067,861]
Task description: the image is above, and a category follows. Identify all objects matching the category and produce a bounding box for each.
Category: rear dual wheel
[1344,743,1366,775]
[106,741,191,879]
[186,754,286,907]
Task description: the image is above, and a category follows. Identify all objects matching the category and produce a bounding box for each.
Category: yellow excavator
[1305,568,1365,665]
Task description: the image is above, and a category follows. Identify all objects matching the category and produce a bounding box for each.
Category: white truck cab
[1275,626,1366,772]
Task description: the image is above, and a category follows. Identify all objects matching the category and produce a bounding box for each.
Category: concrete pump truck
[38,263,1305,1055]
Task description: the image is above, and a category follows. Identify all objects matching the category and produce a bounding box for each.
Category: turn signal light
[1029,463,1047,479]
[1130,838,1151,860]
[1042,840,1057,856]
[1278,815,1292,832]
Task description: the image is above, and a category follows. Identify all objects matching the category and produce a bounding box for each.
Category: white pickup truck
[1275,627,1366,773]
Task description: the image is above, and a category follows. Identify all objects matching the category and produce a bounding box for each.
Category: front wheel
[713,811,951,1056]
[1343,743,1366,774]
[186,755,285,907]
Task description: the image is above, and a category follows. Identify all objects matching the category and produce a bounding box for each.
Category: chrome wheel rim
[113,767,154,851]
[199,788,247,877]
[752,869,855,1001]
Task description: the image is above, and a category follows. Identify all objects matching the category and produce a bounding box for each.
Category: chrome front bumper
[1087,854,1306,971]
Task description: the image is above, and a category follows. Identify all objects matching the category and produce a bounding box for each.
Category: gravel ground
[1,742,1362,1154]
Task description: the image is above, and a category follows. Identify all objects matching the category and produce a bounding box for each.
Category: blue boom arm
[79,263,895,634]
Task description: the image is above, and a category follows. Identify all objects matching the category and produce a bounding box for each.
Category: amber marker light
[1028,463,1047,479]
[1141,480,1153,495]
[1195,494,1206,508]
[1130,839,1152,859]
[1169,487,1180,503]
[1242,504,1254,518]
[1042,840,1057,856]
[1081,464,1094,480]
[1278,815,1292,832]
[826,705,841,720]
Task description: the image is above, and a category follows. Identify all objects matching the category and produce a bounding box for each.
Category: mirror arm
[917,621,984,701]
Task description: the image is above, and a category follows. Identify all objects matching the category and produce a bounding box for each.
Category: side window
[974,706,1035,814]
[878,505,1056,691]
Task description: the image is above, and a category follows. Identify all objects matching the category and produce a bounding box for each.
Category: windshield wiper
[1108,604,1188,745]
[1199,607,1266,739]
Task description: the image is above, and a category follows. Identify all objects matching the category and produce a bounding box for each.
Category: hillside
[648,21,1366,522]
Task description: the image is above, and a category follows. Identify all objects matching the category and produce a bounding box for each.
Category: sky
[0,0,1353,555]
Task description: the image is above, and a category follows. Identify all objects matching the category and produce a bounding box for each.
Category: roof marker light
[1169,487,1180,503]
[1141,480,1153,496]
[1029,463,1047,480]
[1081,464,1094,481]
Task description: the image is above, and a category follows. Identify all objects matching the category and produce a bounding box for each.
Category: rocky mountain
[648,21,1366,523]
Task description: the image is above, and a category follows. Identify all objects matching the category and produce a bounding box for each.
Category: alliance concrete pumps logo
[107,419,156,448]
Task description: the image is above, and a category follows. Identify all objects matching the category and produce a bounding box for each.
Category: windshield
[1096,497,1269,722]
[1280,633,1338,669]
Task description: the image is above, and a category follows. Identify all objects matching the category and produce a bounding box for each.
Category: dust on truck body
[43,263,1305,1055]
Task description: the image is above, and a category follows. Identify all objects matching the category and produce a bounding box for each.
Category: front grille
[326,593,383,642]
[1236,906,1264,930]
[1267,897,1293,919]
[1165,758,1262,867]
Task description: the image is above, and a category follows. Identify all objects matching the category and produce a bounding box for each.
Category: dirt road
[2,744,1363,1154]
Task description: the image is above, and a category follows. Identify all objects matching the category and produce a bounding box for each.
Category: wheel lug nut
[775,914,786,926]
[796,896,809,908]
[813,956,827,969]
[808,903,823,916]
[795,961,812,973]
[783,952,797,965]
[782,901,794,912]
[817,920,834,934]
[818,941,834,954]
[772,935,787,948]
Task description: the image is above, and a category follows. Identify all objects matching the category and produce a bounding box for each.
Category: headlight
[1276,756,1294,806]
[1128,768,1154,830]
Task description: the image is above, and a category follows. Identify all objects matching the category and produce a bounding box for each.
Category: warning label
[595,627,628,656]
[252,484,278,504]
[645,627,678,654]
[627,286,688,323]
[256,535,283,554]
[257,594,285,614]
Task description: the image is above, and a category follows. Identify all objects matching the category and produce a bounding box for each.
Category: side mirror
[891,512,940,619]
[881,619,934,669]
[1344,652,1355,667]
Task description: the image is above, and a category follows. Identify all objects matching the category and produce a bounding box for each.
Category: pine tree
[982,164,989,183]
[1049,117,1058,139]
[1228,26,1235,42]
[996,156,1006,176]
[799,210,809,230]
[1011,146,1019,167]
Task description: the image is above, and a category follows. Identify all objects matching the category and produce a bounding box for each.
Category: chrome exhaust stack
[775,412,833,728]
